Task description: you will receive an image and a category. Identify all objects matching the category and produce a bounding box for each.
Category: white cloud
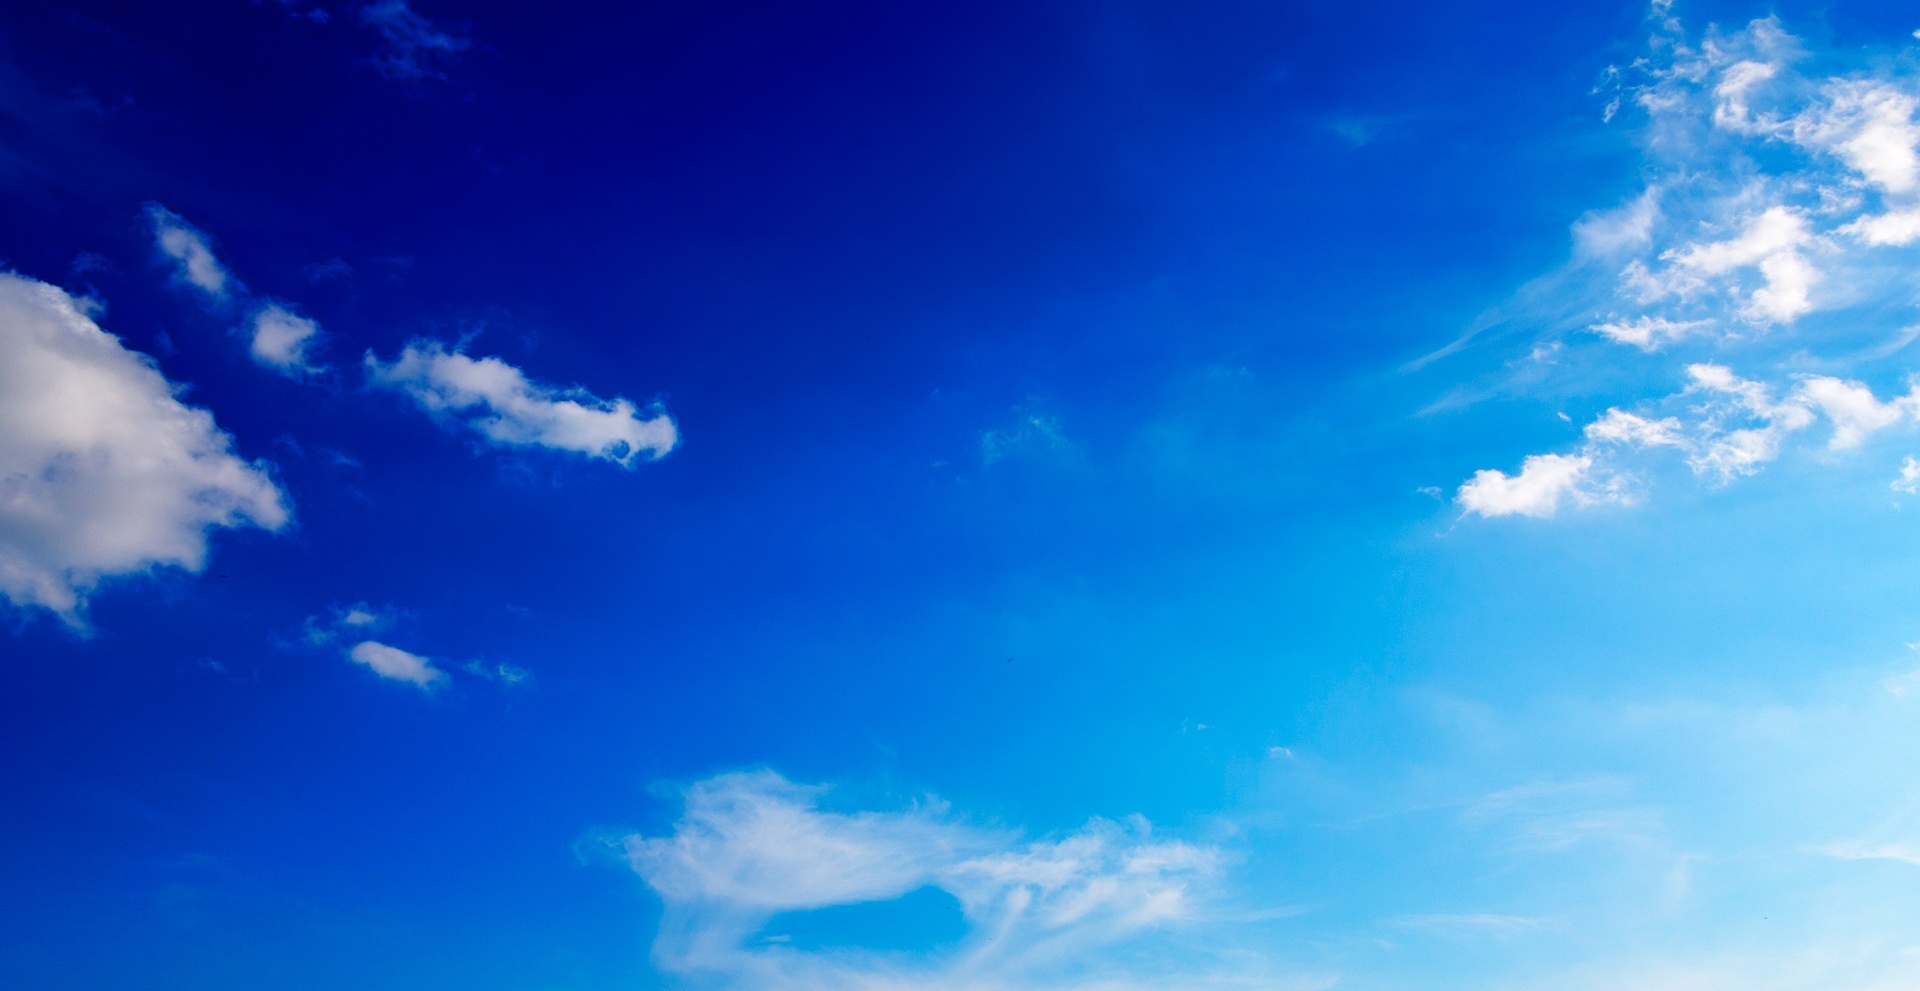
[1456,454,1601,519]
[1573,188,1662,258]
[0,272,287,625]
[246,303,325,376]
[1585,409,1689,449]
[366,341,677,466]
[1844,207,1920,245]
[146,204,235,302]
[1664,207,1817,324]
[1711,59,1780,134]
[1589,315,1708,351]
[301,601,395,646]
[346,639,445,690]
[1794,376,1917,449]
[1452,16,1920,519]
[1788,81,1920,193]
[1895,456,1920,493]
[619,770,1249,991]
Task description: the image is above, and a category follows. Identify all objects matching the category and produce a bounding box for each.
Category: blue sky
[8,0,1920,988]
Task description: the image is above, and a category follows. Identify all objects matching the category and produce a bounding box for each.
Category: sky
[9,0,1920,988]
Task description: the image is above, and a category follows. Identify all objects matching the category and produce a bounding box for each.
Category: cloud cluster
[145,206,676,466]
[1457,12,1920,517]
[147,203,329,378]
[0,272,287,624]
[619,771,1250,991]
[368,341,678,466]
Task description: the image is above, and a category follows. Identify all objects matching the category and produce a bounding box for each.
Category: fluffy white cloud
[1660,207,1818,324]
[1456,454,1604,519]
[246,303,325,376]
[0,272,287,624]
[146,204,234,301]
[619,771,1245,991]
[367,341,677,466]
[346,640,445,690]
[1795,376,1919,449]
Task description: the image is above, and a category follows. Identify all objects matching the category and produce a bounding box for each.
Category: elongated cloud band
[367,341,678,466]
[618,771,1256,991]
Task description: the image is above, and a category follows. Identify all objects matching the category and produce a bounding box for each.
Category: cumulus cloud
[1454,13,1920,518]
[617,771,1253,991]
[147,204,235,302]
[246,302,325,376]
[1796,375,1920,449]
[0,271,287,625]
[367,341,677,466]
[1457,454,1604,519]
[346,639,446,690]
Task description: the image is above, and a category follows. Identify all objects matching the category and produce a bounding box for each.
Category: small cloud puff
[0,272,287,626]
[366,341,677,466]
[146,204,236,302]
[302,602,395,646]
[347,640,446,691]
[246,303,326,376]
[1457,454,1603,519]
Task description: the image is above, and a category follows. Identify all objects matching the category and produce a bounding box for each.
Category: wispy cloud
[613,770,1284,991]
[0,272,287,627]
[367,341,678,466]
[1450,12,1920,517]
[360,0,471,81]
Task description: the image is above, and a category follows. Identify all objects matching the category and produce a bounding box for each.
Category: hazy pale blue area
[4,2,1920,989]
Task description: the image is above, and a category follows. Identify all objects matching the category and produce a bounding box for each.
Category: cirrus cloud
[614,770,1280,991]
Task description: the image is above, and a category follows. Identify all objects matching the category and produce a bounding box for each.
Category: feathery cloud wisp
[617,770,1260,991]
[367,341,677,466]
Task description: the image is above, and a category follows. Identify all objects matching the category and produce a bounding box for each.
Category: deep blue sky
[9,2,1920,989]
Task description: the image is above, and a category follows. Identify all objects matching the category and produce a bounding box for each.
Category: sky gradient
[7,2,1920,989]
